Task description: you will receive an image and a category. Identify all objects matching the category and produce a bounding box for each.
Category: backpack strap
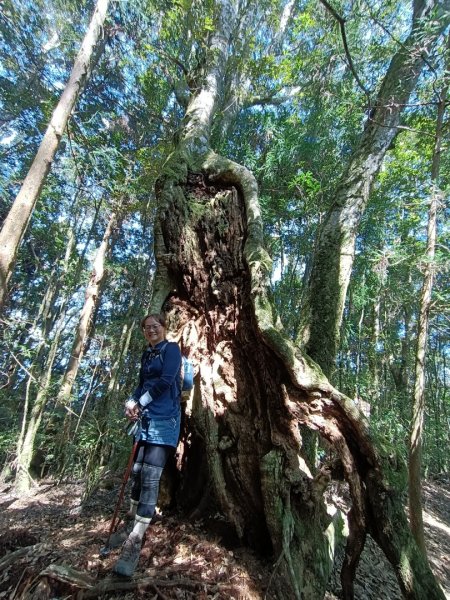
[158,341,169,364]
[159,342,183,393]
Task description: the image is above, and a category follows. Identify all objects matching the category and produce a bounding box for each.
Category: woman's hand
[125,400,140,421]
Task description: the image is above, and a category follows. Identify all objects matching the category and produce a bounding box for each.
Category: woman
[114,313,182,577]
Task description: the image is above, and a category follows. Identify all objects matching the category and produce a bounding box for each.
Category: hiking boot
[113,532,142,577]
[108,518,133,549]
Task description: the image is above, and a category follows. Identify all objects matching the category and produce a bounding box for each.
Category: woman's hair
[141,313,166,329]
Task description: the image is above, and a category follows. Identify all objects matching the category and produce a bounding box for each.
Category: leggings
[131,442,173,520]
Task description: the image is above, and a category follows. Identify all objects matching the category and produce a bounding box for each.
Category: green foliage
[0,0,448,493]
[338,93,450,473]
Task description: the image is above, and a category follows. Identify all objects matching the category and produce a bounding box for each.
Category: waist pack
[160,342,194,393]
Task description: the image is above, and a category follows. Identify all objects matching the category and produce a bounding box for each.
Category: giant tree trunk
[0,0,109,311]
[145,2,445,598]
[298,0,450,377]
[153,160,445,600]
[409,51,448,555]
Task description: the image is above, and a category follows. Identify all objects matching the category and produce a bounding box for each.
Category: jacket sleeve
[131,353,145,401]
[146,342,181,399]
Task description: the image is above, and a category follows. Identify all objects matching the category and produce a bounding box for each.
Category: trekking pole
[100,433,138,557]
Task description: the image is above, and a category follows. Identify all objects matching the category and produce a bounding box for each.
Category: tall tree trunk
[54,209,119,474]
[15,304,68,492]
[0,0,109,310]
[146,1,445,598]
[14,226,77,491]
[90,256,154,468]
[0,228,76,394]
[298,0,449,377]
[56,210,117,407]
[368,281,382,410]
[408,52,448,555]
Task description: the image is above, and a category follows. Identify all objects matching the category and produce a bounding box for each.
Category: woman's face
[143,317,165,346]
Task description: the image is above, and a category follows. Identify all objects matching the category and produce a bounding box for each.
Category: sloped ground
[0,476,448,599]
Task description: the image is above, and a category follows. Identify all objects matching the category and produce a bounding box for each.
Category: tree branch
[147,42,190,76]
[319,0,371,101]
[367,117,438,139]
[363,0,442,96]
[5,345,37,383]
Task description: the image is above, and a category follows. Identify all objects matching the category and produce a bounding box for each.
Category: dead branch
[35,563,243,598]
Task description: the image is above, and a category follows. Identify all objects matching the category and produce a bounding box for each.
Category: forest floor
[0,474,448,600]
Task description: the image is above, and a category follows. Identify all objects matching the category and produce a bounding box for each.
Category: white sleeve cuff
[138,391,153,408]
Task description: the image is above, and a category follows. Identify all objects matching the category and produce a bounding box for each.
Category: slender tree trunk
[146,2,445,598]
[355,305,364,397]
[56,210,117,407]
[36,229,77,365]
[53,211,118,475]
[0,0,109,310]
[0,228,75,393]
[12,191,105,489]
[15,306,68,492]
[88,255,154,468]
[13,228,77,491]
[409,57,447,555]
[74,334,105,435]
[368,283,382,410]
[298,0,449,376]
[104,259,153,401]
[95,311,138,466]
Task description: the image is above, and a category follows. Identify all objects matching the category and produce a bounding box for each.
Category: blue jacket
[132,340,181,419]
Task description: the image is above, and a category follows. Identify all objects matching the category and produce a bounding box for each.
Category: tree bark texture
[409,47,448,555]
[147,81,445,600]
[298,0,450,377]
[0,0,109,311]
[152,155,445,599]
